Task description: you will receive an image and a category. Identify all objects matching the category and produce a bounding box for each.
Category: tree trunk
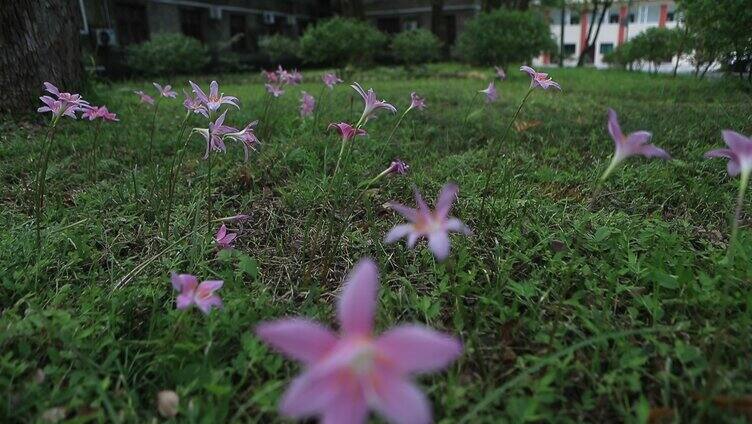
[700,61,713,79]
[577,1,612,66]
[559,4,565,67]
[431,0,444,40]
[0,0,84,116]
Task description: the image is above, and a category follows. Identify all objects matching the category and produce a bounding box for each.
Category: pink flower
[224,121,261,161]
[351,82,397,125]
[189,80,239,113]
[705,130,752,178]
[82,105,119,122]
[38,82,88,119]
[328,122,367,142]
[495,66,507,80]
[520,66,561,90]
[170,273,223,314]
[407,92,426,112]
[183,90,209,118]
[479,82,498,103]
[276,65,293,84]
[153,82,177,98]
[289,69,303,85]
[265,83,284,98]
[255,259,462,424]
[299,91,315,118]
[134,90,155,105]
[387,159,410,176]
[385,183,471,261]
[214,224,237,249]
[193,110,236,159]
[322,73,343,89]
[600,108,670,180]
[263,70,279,84]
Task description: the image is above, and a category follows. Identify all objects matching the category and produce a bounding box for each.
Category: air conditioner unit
[95,28,117,47]
[263,12,275,24]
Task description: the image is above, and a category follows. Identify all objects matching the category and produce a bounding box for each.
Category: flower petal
[255,318,338,364]
[445,218,471,235]
[519,65,536,77]
[171,272,198,292]
[638,144,671,160]
[369,371,431,424]
[216,224,227,240]
[375,325,462,375]
[722,130,752,159]
[279,367,344,419]
[321,381,368,424]
[337,258,378,337]
[385,224,414,244]
[607,108,623,143]
[435,183,459,220]
[388,202,418,222]
[427,231,450,261]
[195,295,222,314]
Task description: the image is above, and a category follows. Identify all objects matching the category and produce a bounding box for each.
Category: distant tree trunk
[577,0,612,66]
[431,0,444,39]
[559,4,565,67]
[0,0,84,115]
[672,26,688,77]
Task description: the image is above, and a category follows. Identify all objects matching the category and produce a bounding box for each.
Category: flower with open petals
[38,82,88,119]
[600,108,670,180]
[43,82,89,108]
[495,66,507,80]
[407,92,426,112]
[134,90,155,105]
[170,273,223,314]
[265,83,284,98]
[520,66,561,90]
[289,69,303,85]
[215,224,237,249]
[193,110,236,159]
[256,258,462,424]
[387,159,410,175]
[299,91,315,118]
[183,90,209,118]
[479,82,498,103]
[705,131,752,178]
[224,121,260,161]
[385,183,471,261]
[189,80,239,113]
[153,82,177,98]
[82,106,119,122]
[263,70,279,84]
[322,73,343,89]
[329,122,367,142]
[351,82,397,125]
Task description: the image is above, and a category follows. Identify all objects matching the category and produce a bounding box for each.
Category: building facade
[536,1,681,69]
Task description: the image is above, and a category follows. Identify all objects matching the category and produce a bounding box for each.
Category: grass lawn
[2,64,752,422]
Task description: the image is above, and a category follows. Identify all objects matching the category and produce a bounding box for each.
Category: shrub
[126,33,209,76]
[630,27,677,70]
[454,9,555,66]
[258,35,300,63]
[391,29,442,64]
[299,17,387,67]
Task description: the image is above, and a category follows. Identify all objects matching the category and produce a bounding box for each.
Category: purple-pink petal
[428,232,450,260]
[369,370,431,424]
[385,224,413,244]
[375,325,462,375]
[337,258,378,337]
[435,183,458,219]
[255,319,338,365]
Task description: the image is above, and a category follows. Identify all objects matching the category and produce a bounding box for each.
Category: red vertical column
[579,8,589,56]
[617,6,628,45]
[659,4,668,27]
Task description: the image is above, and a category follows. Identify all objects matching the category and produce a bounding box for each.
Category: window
[666,6,676,22]
[628,13,635,23]
[569,11,580,25]
[229,14,246,51]
[550,10,565,25]
[180,7,205,41]
[645,5,660,23]
[599,43,614,54]
[563,44,576,56]
[376,17,399,34]
[114,2,149,45]
[404,19,418,31]
[608,9,620,24]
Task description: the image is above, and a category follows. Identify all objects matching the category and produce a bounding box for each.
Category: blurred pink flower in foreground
[351,82,397,125]
[407,92,426,112]
[385,183,471,261]
[329,122,367,142]
[600,108,670,180]
[322,73,343,89]
[705,130,752,178]
[134,90,155,105]
[214,224,237,249]
[82,106,119,122]
[479,82,498,103]
[170,273,223,314]
[256,259,462,424]
[153,82,177,98]
[520,66,561,90]
[299,91,315,118]
[495,66,507,80]
[189,80,239,113]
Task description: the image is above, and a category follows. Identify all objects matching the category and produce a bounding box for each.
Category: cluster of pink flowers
[264,65,302,98]
[299,91,315,118]
[38,82,90,120]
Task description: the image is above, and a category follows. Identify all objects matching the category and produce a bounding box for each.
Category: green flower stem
[726,170,750,262]
[163,112,192,239]
[147,100,160,162]
[35,116,60,249]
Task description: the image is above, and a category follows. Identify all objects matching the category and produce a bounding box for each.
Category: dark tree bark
[0,0,84,115]
[577,0,612,66]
